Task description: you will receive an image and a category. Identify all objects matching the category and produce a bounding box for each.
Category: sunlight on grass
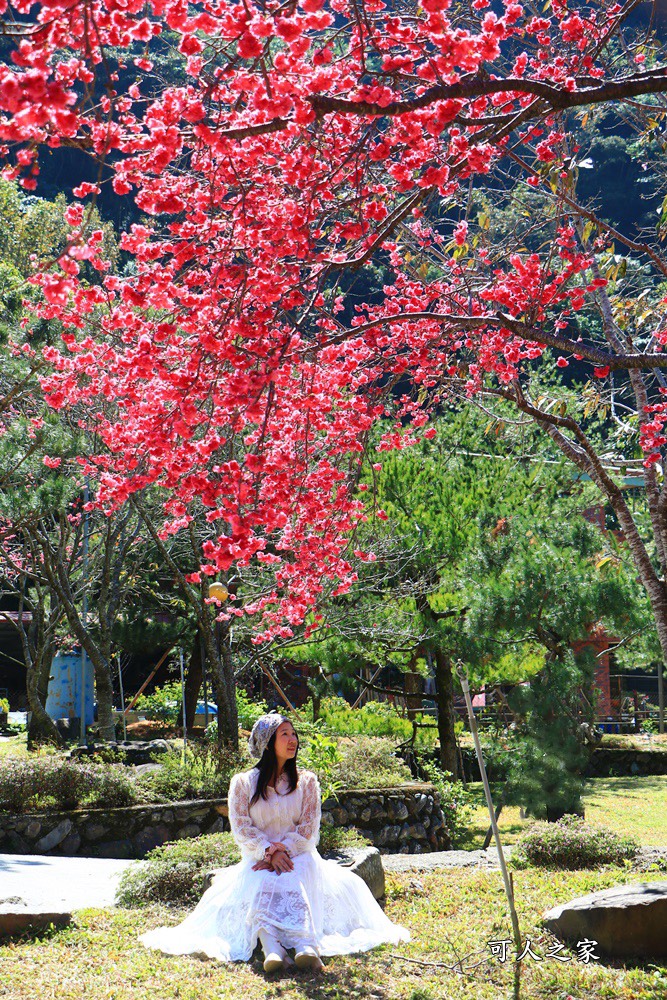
[463,775,667,849]
[0,733,28,759]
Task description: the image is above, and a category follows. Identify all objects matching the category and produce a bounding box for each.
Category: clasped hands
[252,841,294,875]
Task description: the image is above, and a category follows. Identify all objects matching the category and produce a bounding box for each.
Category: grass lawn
[464,776,667,849]
[0,732,28,759]
[1,868,666,1000]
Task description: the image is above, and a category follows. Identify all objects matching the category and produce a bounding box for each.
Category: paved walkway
[0,853,133,911]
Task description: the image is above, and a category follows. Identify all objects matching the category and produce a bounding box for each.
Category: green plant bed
[5,868,667,1000]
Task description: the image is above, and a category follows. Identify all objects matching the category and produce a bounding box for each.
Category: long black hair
[250,726,299,804]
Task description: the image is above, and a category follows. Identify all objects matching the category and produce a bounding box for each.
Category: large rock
[334,847,385,900]
[202,847,386,901]
[544,881,667,958]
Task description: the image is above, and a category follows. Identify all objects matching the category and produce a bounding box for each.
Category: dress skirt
[139,849,409,962]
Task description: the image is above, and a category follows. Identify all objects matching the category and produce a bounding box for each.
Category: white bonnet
[247,712,290,759]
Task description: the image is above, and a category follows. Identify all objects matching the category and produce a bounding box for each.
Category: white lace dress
[139,767,410,961]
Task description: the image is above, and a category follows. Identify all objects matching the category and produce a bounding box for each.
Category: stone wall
[0,783,447,858]
[584,748,667,778]
[457,746,667,782]
[322,784,448,854]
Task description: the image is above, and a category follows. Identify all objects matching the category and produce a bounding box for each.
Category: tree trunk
[202,624,238,749]
[184,639,203,730]
[404,669,422,721]
[26,654,62,747]
[433,648,458,778]
[93,658,117,741]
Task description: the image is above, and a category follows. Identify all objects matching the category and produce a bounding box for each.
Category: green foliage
[514,815,639,869]
[115,832,241,908]
[133,681,183,725]
[329,736,413,791]
[298,730,344,802]
[0,698,9,714]
[317,825,371,854]
[204,690,268,743]
[315,696,436,748]
[416,756,472,849]
[134,744,245,804]
[0,754,137,812]
[235,689,268,730]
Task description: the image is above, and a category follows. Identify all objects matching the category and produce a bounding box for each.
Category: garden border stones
[0,783,448,858]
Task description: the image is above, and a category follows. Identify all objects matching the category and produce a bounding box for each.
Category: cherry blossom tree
[2,0,667,730]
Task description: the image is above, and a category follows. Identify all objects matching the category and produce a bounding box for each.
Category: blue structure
[45,650,95,727]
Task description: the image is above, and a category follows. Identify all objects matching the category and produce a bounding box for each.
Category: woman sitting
[140,712,410,972]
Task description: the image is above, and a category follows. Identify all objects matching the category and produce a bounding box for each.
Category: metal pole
[180,647,187,756]
[79,480,90,746]
[455,661,522,954]
[202,638,209,728]
[118,653,127,742]
[658,662,665,735]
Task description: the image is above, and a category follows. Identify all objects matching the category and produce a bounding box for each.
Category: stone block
[135,824,171,855]
[336,847,386,900]
[92,839,135,859]
[59,832,82,855]
[332,807,349,826]
[3,831,28,854]
[175,823,201,840]
[24,820,42,840]
[388,800,409,822]
[374,824,401,847]
[35,820,73,853]
[84,823,108,842]
[0,904,71,937]
[205,816,227,835]
[544,881,667,958]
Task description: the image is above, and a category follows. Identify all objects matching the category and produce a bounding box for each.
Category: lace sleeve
[281,771,321,857]
[228,772,271,860]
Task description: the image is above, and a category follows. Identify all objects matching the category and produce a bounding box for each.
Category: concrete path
[382,847,512,872]
[0,853,134,911]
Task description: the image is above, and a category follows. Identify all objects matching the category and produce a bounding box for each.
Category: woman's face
[274,721,298,761]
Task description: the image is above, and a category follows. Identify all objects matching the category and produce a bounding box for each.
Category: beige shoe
[263,951,285,974]
[294,945,323,971]
[259,929,286,974]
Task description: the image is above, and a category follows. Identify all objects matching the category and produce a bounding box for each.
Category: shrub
[514,814,639,869]
[133,681,183,725]
[235,689,268,731]
[329,736,413,790]
[133,743,247,804]
[0,698,10,714]
[318,825,371,854]
[0,754,138,812]
[298,730,344,802]
[116,832,241,907]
